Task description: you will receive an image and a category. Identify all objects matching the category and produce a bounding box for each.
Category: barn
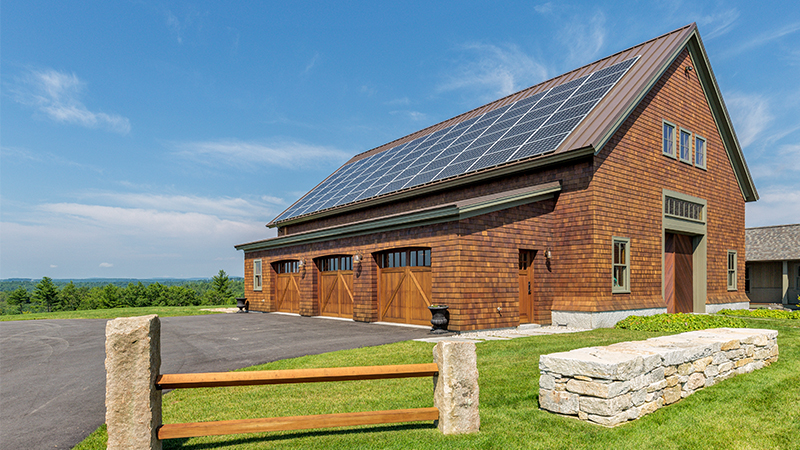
[235,23,757,331]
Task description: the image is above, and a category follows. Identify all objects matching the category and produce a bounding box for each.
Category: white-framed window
[727,251,737,291]
[695,135,707,169]
[663,120,677,158]
[253,259,262,291]
[613,237,631,293]
[679,128,692,164]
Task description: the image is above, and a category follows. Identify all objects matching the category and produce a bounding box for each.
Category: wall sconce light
[298,259,305,269]
[353,253,362,264]
[544,248,552,260]
[685,65,693,74]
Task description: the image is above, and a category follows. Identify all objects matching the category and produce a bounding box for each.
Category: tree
[32,277,59,312]
[57,282,85,311]
[208,270,234,305]
[7,287,30,306]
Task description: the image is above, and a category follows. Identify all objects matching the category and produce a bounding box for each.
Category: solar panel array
[274,56,638,223]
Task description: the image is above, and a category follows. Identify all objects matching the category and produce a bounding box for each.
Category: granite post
[105,315,162,450]
[433,340,480,434]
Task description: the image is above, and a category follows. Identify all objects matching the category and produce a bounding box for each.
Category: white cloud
[85,192,272,218]
[99,262,113,268]
[534,2,553,14]
[557,11,606,67]
[12,69,131,134]
[1,146,105,173]
[390,110,428,121]
[725,93,773,148]
[722,21,800,58]
[698,9,740,39]
[439,42,549,99]
[50,265,57,268]
[172,139,351,169]
[745,186,800,227]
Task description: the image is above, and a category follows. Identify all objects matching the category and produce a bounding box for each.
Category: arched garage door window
[273,260,300,313]
[376,248,432,325]
[316,255,353,318]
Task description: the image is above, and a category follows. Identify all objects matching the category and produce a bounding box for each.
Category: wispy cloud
[722,21,800,57]
[303,53,320,74]
[84,192,276,218]
[172,139,351,169]
[390,110,428,121]
[557,11,606,67]
[745,185,800,227]
[698,8,740,39]
[439,42,549,99]
[725,92,773,148]
[99,262,113,268]
[165,8,203,44]
[534,2,553,14]
[1,146,105,173]
[11,69,131,134]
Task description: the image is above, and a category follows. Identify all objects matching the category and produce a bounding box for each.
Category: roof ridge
[746,223,800,230]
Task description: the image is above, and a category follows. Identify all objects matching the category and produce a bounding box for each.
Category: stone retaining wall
[538,328,778,426]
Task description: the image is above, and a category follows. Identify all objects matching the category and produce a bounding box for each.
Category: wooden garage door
[274,260,300,314]
[665,233,693,314]
[378,249,432,326]
[318,255,354,318]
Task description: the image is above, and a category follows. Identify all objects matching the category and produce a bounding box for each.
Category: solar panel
[275,56,638,222]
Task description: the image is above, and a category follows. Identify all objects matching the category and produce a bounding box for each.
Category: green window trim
[253,259,262,291]
[727,251,737,291]
[695,135,707,170]
[612,237,631,294]
[663,120,677,159]
[679,128,693,165]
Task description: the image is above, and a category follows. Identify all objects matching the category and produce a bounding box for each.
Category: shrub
[615,313,746,332]
[717,308,800,320]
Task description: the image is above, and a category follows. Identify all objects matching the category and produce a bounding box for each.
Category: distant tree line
[0,270,244,315]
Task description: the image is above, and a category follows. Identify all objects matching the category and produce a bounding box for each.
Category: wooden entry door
[379,266,432,325]
[319,271,354,318]
[275,273,300,313]
[519,250,536,323]
[665,233,693,313]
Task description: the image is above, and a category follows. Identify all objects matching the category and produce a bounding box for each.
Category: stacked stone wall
[539,328,778,426]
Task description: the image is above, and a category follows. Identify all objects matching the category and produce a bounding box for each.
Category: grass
[76,317,800,449]
[0,305,227,321]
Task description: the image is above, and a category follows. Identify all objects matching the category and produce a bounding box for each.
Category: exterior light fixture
[353,253,362,264]
[685,65,693,74]
[298,259,305,268]
[544,248,552,260]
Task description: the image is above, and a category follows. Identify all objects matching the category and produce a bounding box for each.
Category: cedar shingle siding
[237,24,757,330]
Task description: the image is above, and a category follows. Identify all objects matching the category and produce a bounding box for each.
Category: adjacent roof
[746,224,800,262]
[266,23,757,229]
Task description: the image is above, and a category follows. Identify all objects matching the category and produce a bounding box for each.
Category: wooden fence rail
[155,363,441,439]
[104,315,479,450]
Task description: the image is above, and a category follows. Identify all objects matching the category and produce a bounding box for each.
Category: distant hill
[0,277,243,292]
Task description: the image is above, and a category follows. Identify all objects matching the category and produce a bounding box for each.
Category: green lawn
[0,305,227,321]
[77,318,800,449]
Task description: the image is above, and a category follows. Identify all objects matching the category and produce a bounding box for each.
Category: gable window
[253,259,262,291]
[727,251,737,291]
[664,196,704,222]
[679,129,692,164]
[663,121,676,158]
[695,135,707,169]
[612,237,630,293]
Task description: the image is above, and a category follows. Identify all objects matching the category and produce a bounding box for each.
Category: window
[727,251,737,291]
[253,259,262,291]
[745,265,750,293]
[274,260,300,274]
[612,237,630,293]
[377,248,431,269]
[694,135,706,169]
[679,129,692,164]
[663,121,676,158]
[318,255,353,272]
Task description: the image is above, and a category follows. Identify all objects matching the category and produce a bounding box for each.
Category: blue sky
[2,1,799,279]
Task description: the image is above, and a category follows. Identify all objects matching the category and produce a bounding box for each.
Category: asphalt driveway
[0,313,431,449]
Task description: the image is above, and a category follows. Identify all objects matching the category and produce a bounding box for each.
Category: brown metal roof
[266,23,756,228]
